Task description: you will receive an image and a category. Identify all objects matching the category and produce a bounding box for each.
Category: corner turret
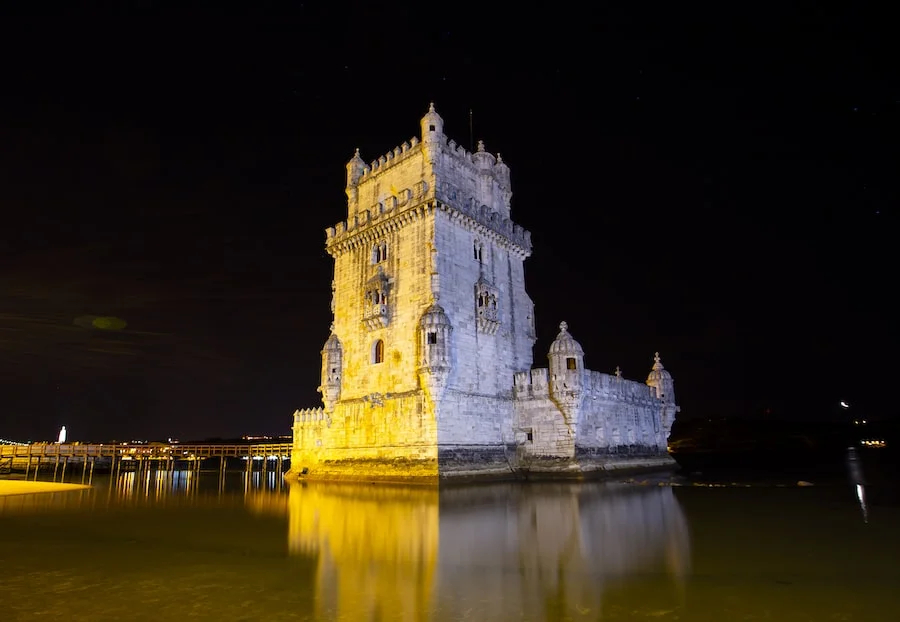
[548,321,585,398]
[420,102,444,145]
[318,328,343,412]
[418,304,453,400]
[646,352,679,435]
[345,148,366,207]
[494,153,512,215]
[472,139,496,171]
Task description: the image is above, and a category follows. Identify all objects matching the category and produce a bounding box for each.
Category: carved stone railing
[362,304,389,330]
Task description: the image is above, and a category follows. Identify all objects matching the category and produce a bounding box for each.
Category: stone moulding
[325,199,532,259]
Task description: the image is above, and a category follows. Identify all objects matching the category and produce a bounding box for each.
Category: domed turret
[646,352,679,438]
[420,102,444,144]
[548,321,584,357]
[346,148,365,187]
[419,304,452,370]
[472,140,496,171]
[493,153,510,188]
[548,321,585,396]
[318,328,343,412]
[345,148,366,208]
[645,352,674,402]
[418,304,453,400]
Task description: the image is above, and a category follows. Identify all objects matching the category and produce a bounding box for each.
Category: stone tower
[294,103,536,481]
[292,104,678,482]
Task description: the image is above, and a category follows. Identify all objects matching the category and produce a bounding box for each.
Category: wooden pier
[0,442,291,485]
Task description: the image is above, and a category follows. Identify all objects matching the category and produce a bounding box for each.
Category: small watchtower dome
[548,321,585,395]
[419,303,453,372]
[420,102,444,144]
[645,352,675,403]
[319,329,343,412]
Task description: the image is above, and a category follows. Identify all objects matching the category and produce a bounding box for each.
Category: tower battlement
[514,367,658,404]
[357,136,421,182]
[339,104,520,249]
[293,407,328,427]
[513,368,550,397]
[326,199,531,258]
[584,371,658,403]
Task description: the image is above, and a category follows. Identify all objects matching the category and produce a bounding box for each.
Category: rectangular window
[566,357,577,370]
[427,332,438,344]
[526,431,533,442]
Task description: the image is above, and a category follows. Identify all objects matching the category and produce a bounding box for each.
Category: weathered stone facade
[290,104,679,483]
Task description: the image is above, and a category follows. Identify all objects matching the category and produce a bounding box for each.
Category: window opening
[372,242,388,264]
[372,340,384,364]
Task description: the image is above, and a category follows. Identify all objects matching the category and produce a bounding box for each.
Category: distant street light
[840,401,850,409]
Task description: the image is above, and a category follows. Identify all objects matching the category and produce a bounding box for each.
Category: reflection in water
[4,472,900,620]
[847,447,869,523]
[286,482,690,621]
[0,468,285,514]
[288,484,439,621]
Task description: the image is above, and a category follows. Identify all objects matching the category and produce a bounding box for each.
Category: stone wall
[330,208,434,401]
[291,392,439,482]
[511,367,671,474]
[432,208,535,399]
[512,369,576,461]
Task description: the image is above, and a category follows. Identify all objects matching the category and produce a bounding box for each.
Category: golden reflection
[288,482,439,621]
[287,481,691,621]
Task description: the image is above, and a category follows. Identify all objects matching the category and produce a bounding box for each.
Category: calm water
[1,470,898,621]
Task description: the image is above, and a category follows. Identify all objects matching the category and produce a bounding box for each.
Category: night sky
[1,5,897,442]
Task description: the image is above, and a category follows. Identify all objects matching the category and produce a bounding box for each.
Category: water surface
[1,470,897,621]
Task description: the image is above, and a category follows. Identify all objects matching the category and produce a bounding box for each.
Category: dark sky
[1,5,897,442]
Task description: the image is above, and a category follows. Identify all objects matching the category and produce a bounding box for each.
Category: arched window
[371,339,384,364]
[372,241,388,264]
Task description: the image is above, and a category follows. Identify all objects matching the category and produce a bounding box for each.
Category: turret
[345,148,366,209]
[494,154,512,217]
[418,304,453,400]
[420,102,444,144]
[472,139,496,171]
[472,140,498,212]
[645,352,675,403]
[494,153,511,189]
[318,329,343,412]
[646,352,679,435]
[547,321,585,399]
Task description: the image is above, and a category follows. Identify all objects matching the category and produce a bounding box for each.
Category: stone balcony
[363,304,389,330]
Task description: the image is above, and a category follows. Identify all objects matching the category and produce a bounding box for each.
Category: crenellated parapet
[325,200,434,257]
[436,201,531,258]
[584,371,659,405]
[434,139,513,218]
[514,368,659,406]
[513,368,550,398]
[293,407,330,427]
[359,137,421,182]
[325,199,532,259]
[335,104,526,258]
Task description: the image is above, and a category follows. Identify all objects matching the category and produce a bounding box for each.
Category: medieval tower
[291,104,677,482]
